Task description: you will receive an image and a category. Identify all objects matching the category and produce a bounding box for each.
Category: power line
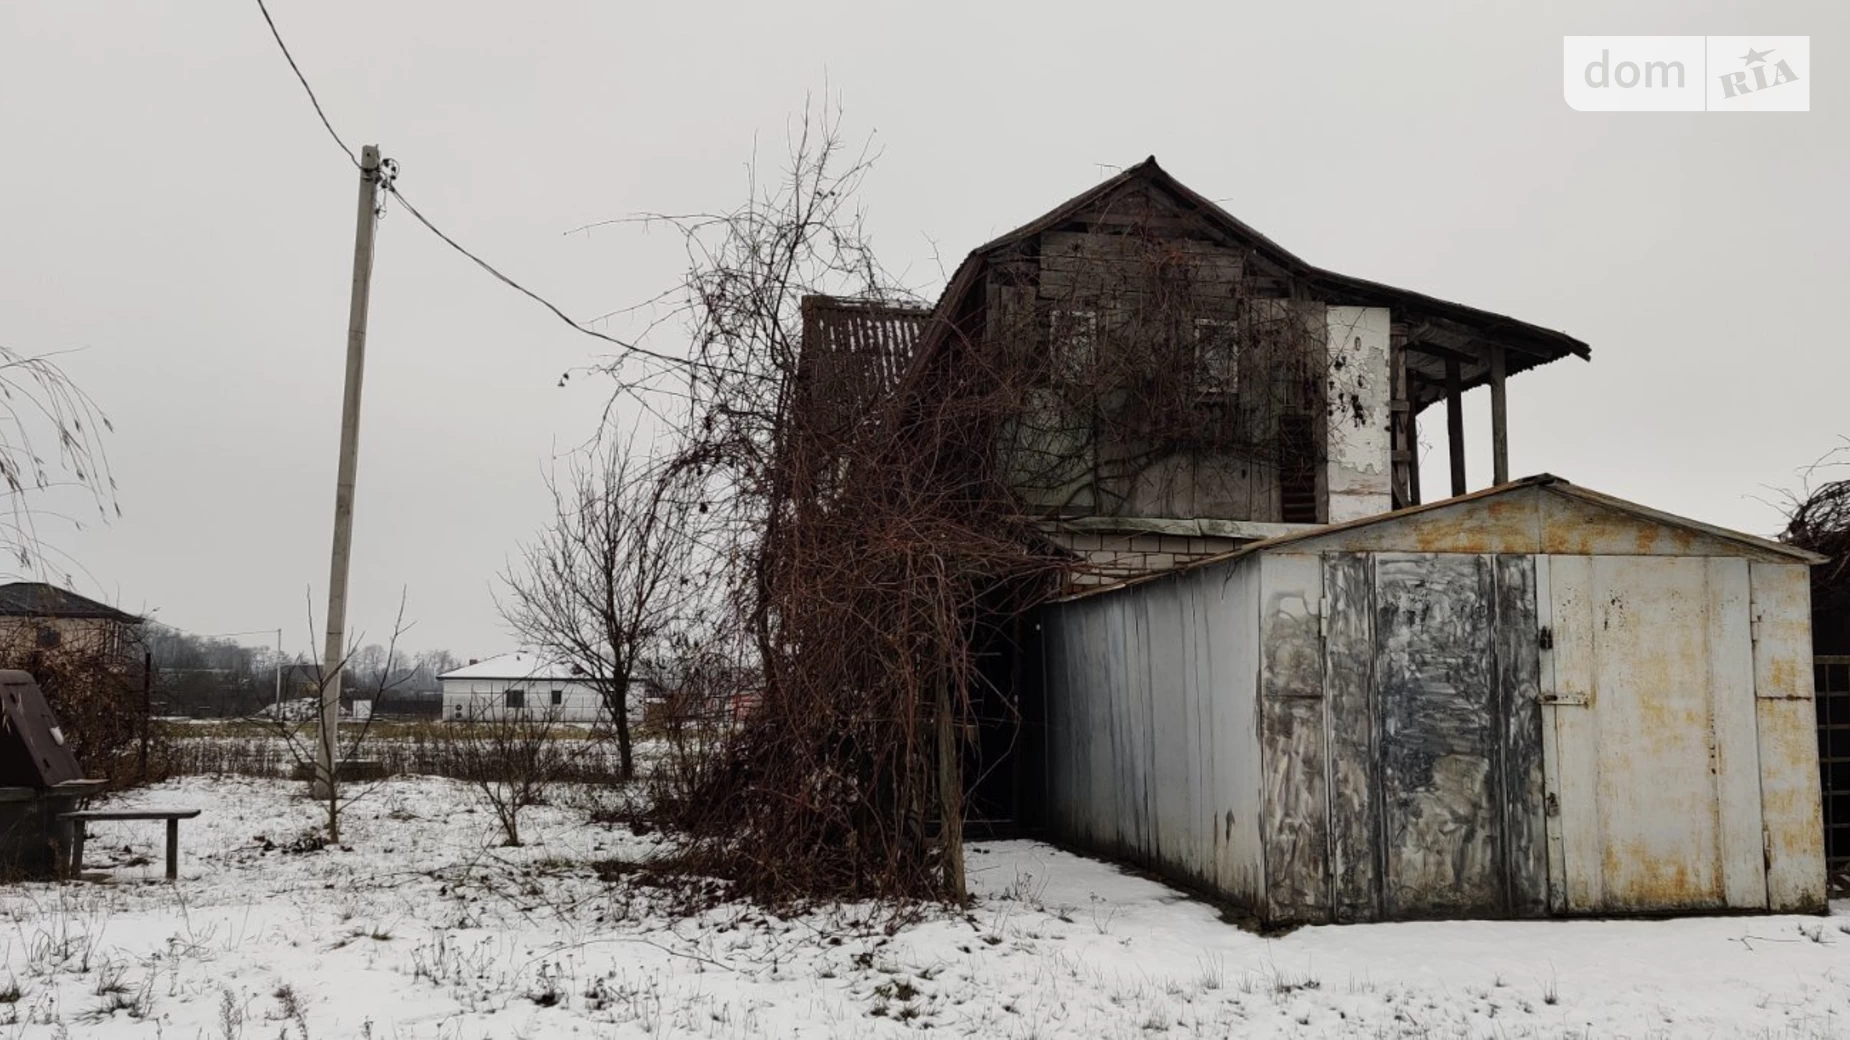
[249,0,738,380]
[382,184,726,374]
[252,0,357,168]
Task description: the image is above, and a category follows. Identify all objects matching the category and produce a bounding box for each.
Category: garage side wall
[1041,557,1265,909]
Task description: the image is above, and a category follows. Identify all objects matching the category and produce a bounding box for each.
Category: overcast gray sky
[0,0,1843,658]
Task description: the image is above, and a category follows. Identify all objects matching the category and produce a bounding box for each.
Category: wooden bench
[58,809,202,881]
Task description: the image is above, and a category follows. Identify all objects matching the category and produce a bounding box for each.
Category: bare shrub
[450,703,577,846]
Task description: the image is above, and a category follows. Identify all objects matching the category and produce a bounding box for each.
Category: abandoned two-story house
[799,158,1826,922]
[805,157,1589,587]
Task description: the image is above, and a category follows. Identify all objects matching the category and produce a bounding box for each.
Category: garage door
[1540,555,1767,913]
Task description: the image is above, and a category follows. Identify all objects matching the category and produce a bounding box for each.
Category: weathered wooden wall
[1041,560,1265,906]
[988,178,1385,528]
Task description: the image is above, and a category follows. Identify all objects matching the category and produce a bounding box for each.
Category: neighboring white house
[438,653,609,723]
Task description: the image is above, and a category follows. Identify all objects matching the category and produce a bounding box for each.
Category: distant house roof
[0,583,142,623]
[438,652,602,683]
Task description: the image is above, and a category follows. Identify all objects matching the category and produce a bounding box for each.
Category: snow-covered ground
[0,775,1846,1038]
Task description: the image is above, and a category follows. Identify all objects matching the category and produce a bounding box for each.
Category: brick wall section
[1053,531,1251,591]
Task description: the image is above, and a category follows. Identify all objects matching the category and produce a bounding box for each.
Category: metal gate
[1815,656,1850,879]
[1539,555,1766,913]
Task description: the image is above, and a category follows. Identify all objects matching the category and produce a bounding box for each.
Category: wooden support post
[139,651,151,783]
[1407,398,1421,506]
[1445,358,1466,497]
[936,679,966,904]
[165,818,179,881]
[1489,344,1509,485]
[68,819,85,879]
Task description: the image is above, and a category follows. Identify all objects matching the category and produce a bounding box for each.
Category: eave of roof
[1049,474,1823,604]
[0,582,142,623]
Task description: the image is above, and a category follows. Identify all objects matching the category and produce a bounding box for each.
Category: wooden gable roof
[908,158,1590,411]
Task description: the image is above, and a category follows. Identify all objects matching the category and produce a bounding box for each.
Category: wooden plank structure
[1039,475,1829,924]
[60,808,201,882]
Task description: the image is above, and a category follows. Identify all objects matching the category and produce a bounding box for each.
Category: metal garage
[1038,475,1828,924]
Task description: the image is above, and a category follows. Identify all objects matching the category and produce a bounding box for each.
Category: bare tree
[0,345,117,583]
[498,433,697,781]
[267,590,420,844]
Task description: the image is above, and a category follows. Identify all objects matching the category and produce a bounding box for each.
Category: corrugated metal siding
[1041,561,1265,905]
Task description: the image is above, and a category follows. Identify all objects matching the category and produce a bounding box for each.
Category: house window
[1048,308,1097,382]
[505,688,525,710]
[1193,318,1238,397]
[550,689,563,707]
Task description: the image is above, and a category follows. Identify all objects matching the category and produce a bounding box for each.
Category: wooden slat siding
[1259,553,1330,923]
[1750,562,1829,912]
[1494,554,1549,916]
[1322,552,1380,922]
[1707,557,1769,910]
[798,297,930,442]
[1373,553,1504,918]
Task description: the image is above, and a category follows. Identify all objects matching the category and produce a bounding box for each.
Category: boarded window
[505,688,525,710]
[1193,318,1239,397]
[1048,308,1097,382]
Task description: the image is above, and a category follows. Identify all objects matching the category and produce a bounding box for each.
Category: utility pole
[274,628,283,716]
[315,144,384,799]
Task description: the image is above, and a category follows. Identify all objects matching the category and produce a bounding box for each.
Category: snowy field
[0,775,1846,1038]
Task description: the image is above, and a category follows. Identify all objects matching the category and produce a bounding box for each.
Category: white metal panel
[1144,582,1191,872]
[1545,555,1605,910]
[1750,561,1828,912]
[1546,555,1745,912]
[1706,558,1767,909]
[1200,561,1266,902]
